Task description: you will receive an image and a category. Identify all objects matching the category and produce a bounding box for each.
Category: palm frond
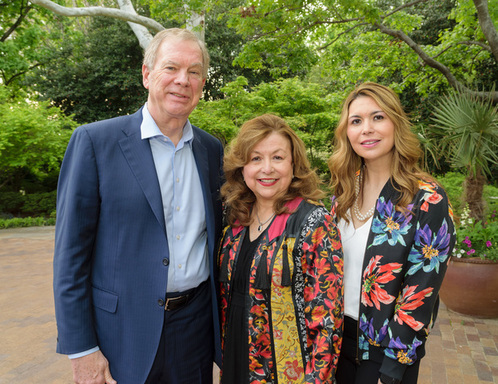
[430,89,498,178]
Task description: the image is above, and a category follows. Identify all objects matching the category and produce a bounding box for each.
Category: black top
[221,229,263,384]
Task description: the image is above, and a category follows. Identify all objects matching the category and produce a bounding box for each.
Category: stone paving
[0,226,497,383]
[0,226,72,383]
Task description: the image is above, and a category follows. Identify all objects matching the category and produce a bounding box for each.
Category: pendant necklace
[256,210,276,232]
[353,170,375,222]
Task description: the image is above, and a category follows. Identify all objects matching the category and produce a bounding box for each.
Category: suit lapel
[192,133,215,247]
[118,111,166,234]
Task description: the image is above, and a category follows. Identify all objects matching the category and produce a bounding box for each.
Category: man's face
[142,37,205,124]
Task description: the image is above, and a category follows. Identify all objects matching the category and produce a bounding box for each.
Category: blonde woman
[329,83,455,384]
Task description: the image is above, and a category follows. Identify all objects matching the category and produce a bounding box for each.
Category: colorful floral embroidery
[283,360,305,381]
[219,200,343,384]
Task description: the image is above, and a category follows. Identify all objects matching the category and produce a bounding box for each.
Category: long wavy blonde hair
[328,82,433,222]
[222,114,324,226]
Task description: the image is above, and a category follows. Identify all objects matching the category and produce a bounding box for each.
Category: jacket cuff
[379,357,408,381]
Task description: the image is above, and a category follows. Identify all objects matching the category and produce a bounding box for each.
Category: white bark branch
[116,0,154,49]
[29,0,164,43]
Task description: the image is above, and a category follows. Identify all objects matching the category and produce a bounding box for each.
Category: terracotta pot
[439,256,498,318]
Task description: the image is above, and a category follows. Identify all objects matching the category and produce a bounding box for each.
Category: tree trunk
[464,169,486,222]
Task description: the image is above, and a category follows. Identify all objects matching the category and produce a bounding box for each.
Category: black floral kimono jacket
[219,198,344,383]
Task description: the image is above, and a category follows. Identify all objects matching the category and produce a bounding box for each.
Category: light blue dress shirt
[69,104,209,359]
[141,103,209,293]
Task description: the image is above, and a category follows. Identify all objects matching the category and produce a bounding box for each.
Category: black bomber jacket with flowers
[331,178,456,381]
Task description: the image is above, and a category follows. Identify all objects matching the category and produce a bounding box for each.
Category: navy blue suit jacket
[53,108,223,383]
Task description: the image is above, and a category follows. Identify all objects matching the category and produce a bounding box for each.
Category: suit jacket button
[162,258,169,266]
[158,299,165,307]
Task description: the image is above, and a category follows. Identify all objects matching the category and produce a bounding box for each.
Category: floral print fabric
[332,178,455,379]
[219,199,344,383]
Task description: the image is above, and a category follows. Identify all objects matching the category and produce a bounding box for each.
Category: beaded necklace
[353,170,375,222]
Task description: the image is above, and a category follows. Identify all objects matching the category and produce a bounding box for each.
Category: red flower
[314,257,331,275]
[312,226,327,245]
[362,256,402,310]
[304,283,320,302]
[421,192,443,212]
[308,305,328,328]
[421,201,429,212]
[330,237,342,251]
[427,192,443,204]
[394,285,433,331]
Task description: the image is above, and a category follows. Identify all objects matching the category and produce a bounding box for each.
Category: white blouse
[337,213,372,320]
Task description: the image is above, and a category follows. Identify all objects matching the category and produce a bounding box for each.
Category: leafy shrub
[0,217,55,229]
[453,205,498,261]
[435,172,465,214]
[0,191,56,218]
[0,192,25,215]
[0,87,75,192]
[21,191,57,216]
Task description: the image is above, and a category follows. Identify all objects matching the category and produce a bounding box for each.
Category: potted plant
[430,90,498,318]
[439,203,498,317]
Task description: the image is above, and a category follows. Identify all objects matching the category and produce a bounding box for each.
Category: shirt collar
[140,103,194,145]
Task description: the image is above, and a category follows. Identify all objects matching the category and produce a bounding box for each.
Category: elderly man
[53,28,223,384]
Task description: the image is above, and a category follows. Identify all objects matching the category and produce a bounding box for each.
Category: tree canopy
[2,0,497,188]
[27,0,498,102]
[28,16,148,124]
[0,0,54,89]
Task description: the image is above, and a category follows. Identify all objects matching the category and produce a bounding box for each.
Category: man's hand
[71,350,117,384]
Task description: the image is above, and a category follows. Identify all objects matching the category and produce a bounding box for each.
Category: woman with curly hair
[329,82,456,384]
[219,113,344,383]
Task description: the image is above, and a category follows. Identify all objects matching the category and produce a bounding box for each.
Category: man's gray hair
[143,28,210,79]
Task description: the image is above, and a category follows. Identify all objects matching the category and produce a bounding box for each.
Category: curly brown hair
[328,82,434,222]
[222,114,324,226]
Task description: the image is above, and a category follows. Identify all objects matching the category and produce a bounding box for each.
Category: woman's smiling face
[346,95,395,167]
[242,132,294,205]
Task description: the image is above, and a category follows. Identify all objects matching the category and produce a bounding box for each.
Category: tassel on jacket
[281,242,292,287]
[254,249,271,289]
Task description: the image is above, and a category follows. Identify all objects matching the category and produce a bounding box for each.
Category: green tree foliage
[0,87,76,192]
[29,16,147,125]
[203,0,289,100]
[0,0,56,89]
[191,76,339,175]
[139,0,307,100]
[27,0,497,102]
[223,0,497,101]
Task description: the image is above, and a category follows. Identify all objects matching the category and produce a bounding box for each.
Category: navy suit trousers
[145,281,214,384]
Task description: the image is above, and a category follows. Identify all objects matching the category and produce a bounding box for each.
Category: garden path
[0,226,496,383]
